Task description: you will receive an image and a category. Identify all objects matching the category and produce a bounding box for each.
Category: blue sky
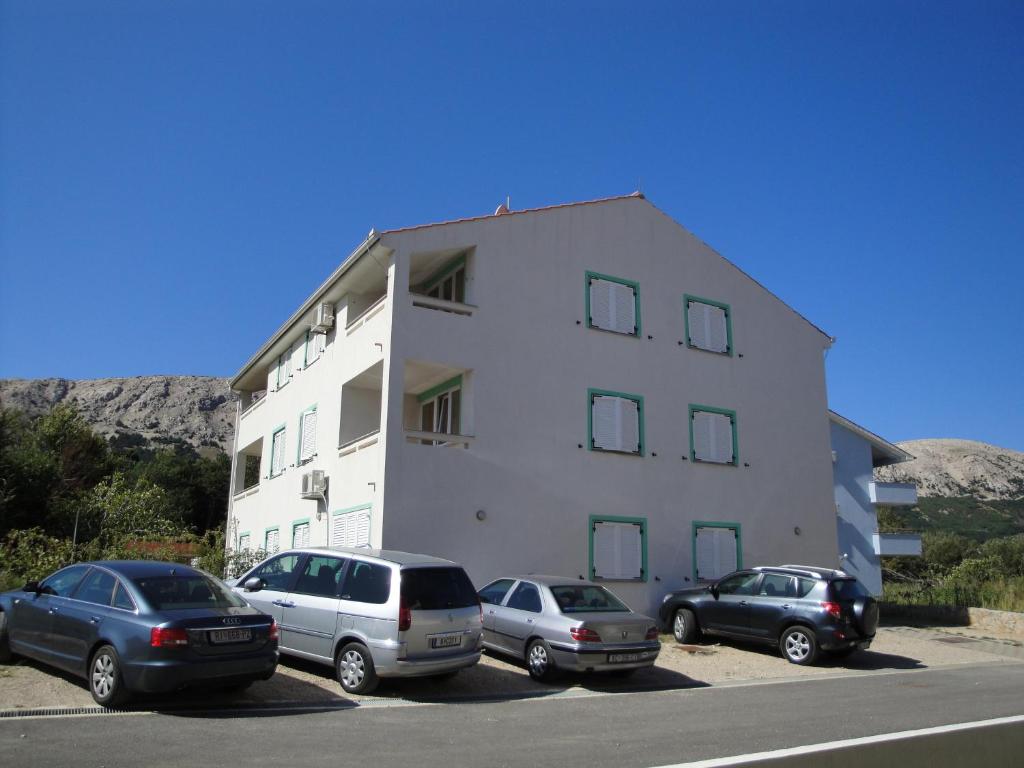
[1,1,1022,451]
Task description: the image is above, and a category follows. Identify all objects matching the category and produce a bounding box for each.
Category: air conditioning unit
[311,302,334,333]
[300,470,327,498]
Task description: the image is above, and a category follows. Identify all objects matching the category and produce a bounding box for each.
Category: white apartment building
[227,193,839,614]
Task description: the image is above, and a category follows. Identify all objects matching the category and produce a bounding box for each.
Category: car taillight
[821,601,842,619]
[269,619,279,641]
[569,626,602,643]
[646,626,659,641]
[399,597,412,632]
[150,627,189,647]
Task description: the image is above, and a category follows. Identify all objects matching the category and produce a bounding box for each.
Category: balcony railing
[346,295,388,335]
[239,395,266,421]
[869,481,918,506]
[232,484,261,503]
[410,294,476,316]
[404,429,474,448]
[872,531,923,556]
[338,430,380,457]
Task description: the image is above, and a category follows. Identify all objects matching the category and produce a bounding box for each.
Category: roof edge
[829,410,915,465]
[230,233,381,388]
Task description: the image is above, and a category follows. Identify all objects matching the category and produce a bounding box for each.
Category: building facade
[227,194,840,614]
[829,411,920,596]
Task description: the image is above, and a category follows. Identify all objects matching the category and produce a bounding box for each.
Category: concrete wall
[378,197,837,616]
[830,420,882,595]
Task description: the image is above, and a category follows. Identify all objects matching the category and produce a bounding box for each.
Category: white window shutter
[696,527,715,580]
[331,511,370,548]
[330,515,345,547]
[272,430,286,474]
[589,279,613,330]
[717,528,738,574]
[611,282,636,334]
[300,410,317,461]
[293,522,310,548]
[265,529,279,554]
[594,521,642,580]
[591,396,619,451]
[238,534,250,551]
[617,397,639,454]
[689,301,728,353]
[353,512,370,547]
[693,411,733,463]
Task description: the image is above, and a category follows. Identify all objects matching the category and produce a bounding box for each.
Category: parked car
[477,575,660,681]
[229,547,482,694]
[0,561,279,706]
[659,565,879,665]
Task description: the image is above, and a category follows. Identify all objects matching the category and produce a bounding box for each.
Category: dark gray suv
[658,565,879,665]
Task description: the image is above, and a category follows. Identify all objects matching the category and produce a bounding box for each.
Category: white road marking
[646,715,1024,768]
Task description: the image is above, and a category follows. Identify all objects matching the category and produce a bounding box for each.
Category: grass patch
[883,576,1024,613]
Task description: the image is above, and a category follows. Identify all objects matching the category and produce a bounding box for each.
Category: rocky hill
[876,439,1024,501]
[0,376,235,453]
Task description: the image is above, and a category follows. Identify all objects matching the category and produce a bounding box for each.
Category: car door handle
[272,600,295,608]
[526,618,534,623]
[488,610,495,615]
[48,607,58,615]
[782,604,792,610]
[739,601,748,606]
[90,616,102,624]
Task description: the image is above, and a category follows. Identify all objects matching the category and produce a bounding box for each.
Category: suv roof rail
[778,564,850,578]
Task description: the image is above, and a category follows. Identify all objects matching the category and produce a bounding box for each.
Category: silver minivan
[230,547,482,694]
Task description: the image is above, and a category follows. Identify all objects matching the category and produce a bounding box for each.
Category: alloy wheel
[785,630,811,662]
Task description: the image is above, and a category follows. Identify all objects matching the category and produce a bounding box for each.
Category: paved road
[2,661,1023,768]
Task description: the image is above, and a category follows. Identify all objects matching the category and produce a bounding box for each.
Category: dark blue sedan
[0,561,278,706]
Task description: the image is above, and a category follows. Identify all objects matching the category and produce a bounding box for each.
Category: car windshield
[551,585,629,613]
[830,579,870,600]
[133,574,248,611]
[401,567,478,610]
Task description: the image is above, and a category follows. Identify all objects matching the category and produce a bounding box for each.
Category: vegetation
[879,496,1024,541]
[879,505,1024,612]
[0,404,235,589]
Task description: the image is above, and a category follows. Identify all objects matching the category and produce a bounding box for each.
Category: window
[331,506,371,548]
[478,578,516,605]
[270,427,287,477]
[693,523,741,582]
[759,574,795,597]
[304,331,325,367]
[590,516,647,581]
[75,568,117,606]
[293,555,345,598]
[238,532,251,551]
[689,405,737,465]
[297,406,317,463]
[685,295,732,355]
[113,583,136,611]
[133,575,248,610]
[716,572,759,595]
[292,520,310,548]
[275,350,292,390]
[586,272,640,336]
[551,585,629,613]
[796,578,817,598]
[421,252,466,301]
[40,565,90,596]
[589,389,643,455]
[250,554,303,592]
[340,561,391,604]
[264,527,280,554]
[506,582,542,613]
[418,375,462,441]
[401,567,478,610]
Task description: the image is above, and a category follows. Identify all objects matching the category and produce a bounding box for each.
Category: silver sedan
[477,575,660,681]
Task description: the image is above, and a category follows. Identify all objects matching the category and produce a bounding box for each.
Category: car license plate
[209,628,252,644]
[609,651,654,663]
[430,633,462,649]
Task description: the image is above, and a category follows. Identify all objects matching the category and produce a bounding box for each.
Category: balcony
[869,481,918,506]
[402,360,474,449]
[873,531,923,557]
[410,293,476,317]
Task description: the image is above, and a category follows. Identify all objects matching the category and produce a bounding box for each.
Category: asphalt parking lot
[1,623,1022,713]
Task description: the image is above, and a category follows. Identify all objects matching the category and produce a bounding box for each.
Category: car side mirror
[244,577,265,593]
[709,585,719,599]
[22,580,40,594]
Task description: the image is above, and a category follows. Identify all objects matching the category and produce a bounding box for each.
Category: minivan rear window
[401,567,478,610]
[830,579,870,600]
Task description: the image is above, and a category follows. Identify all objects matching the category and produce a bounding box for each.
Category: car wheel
[0,612,12,663]
[336,642,379,695]
[672,608,700,644]
[780,626,819,665]
[89,645,131,707]
[526,639,558,683]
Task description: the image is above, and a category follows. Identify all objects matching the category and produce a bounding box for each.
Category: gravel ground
[1,624,1021,712]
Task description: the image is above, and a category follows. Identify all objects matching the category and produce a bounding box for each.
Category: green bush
[0,528,75,591]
